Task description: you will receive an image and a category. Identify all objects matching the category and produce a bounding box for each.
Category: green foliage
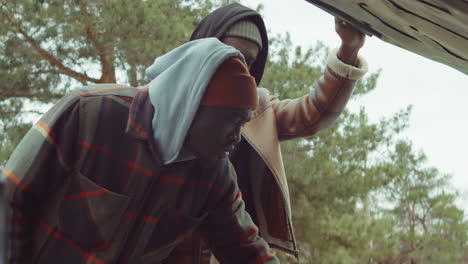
[1,1,466,263]
[0,0,218,164]
[264,35,467,263]
[1,0,213,88]
[262,33,326,99]
[0,98,30,167]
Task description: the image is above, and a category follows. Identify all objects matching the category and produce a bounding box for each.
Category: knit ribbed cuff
[327,48,368,80]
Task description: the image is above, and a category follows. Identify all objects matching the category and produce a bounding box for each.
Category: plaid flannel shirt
[1,84,278,264]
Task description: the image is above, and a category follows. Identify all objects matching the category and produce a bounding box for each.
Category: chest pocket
[140,206,208,263]
[58,171,131,251]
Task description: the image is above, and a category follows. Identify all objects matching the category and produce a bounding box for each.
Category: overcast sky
[246,0,468,211]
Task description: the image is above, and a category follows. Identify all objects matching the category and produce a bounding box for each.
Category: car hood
[305,0,468,75]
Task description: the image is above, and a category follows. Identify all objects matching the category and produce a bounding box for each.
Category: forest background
[1,0,467,263]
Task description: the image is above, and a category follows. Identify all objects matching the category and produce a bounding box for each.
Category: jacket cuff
[327,48,368,80]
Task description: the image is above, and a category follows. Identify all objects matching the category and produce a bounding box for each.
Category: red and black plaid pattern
[2,84,278,263]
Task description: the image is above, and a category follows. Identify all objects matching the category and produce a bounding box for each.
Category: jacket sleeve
[199,162,279,264]
[1,94,80,263]
[272,48,368,141]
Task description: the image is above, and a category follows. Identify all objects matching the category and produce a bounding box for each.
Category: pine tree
[1,1,466,262]
[0,0,216,164]
[262,33,468,263]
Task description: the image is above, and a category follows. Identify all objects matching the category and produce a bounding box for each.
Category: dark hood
[190,3,268,85]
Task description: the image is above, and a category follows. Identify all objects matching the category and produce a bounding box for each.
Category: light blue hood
[145,38,244,164]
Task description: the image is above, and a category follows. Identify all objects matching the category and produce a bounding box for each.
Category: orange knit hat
[200,57,258,109]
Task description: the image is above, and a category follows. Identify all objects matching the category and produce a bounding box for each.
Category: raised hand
[335,18,366,66]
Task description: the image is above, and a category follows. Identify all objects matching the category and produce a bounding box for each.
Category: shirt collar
[126,87,153,140]
[126,87,196,163]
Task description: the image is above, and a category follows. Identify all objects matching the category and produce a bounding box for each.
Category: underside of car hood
[305,0,468,75]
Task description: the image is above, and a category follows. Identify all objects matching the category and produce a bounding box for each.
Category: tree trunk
[128,63,138,87]
[99,46,116,83]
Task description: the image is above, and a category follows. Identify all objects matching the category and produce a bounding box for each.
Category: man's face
[222,37,260,70]
[185,106,252,161]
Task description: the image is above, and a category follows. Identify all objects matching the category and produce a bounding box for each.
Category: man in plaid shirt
[1,39,279,263]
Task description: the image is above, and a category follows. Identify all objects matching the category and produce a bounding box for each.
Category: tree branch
[78,0,107,78]
[377,242,420,264]
[17,28,100,83]
[0,90,63,101]
[0,1,100,84]
[0,0,8,11]
[329,234,355,249]
[31,69,62,75]
[128,62,138,87]
[78,0,115,83]
[3,110,45,116]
